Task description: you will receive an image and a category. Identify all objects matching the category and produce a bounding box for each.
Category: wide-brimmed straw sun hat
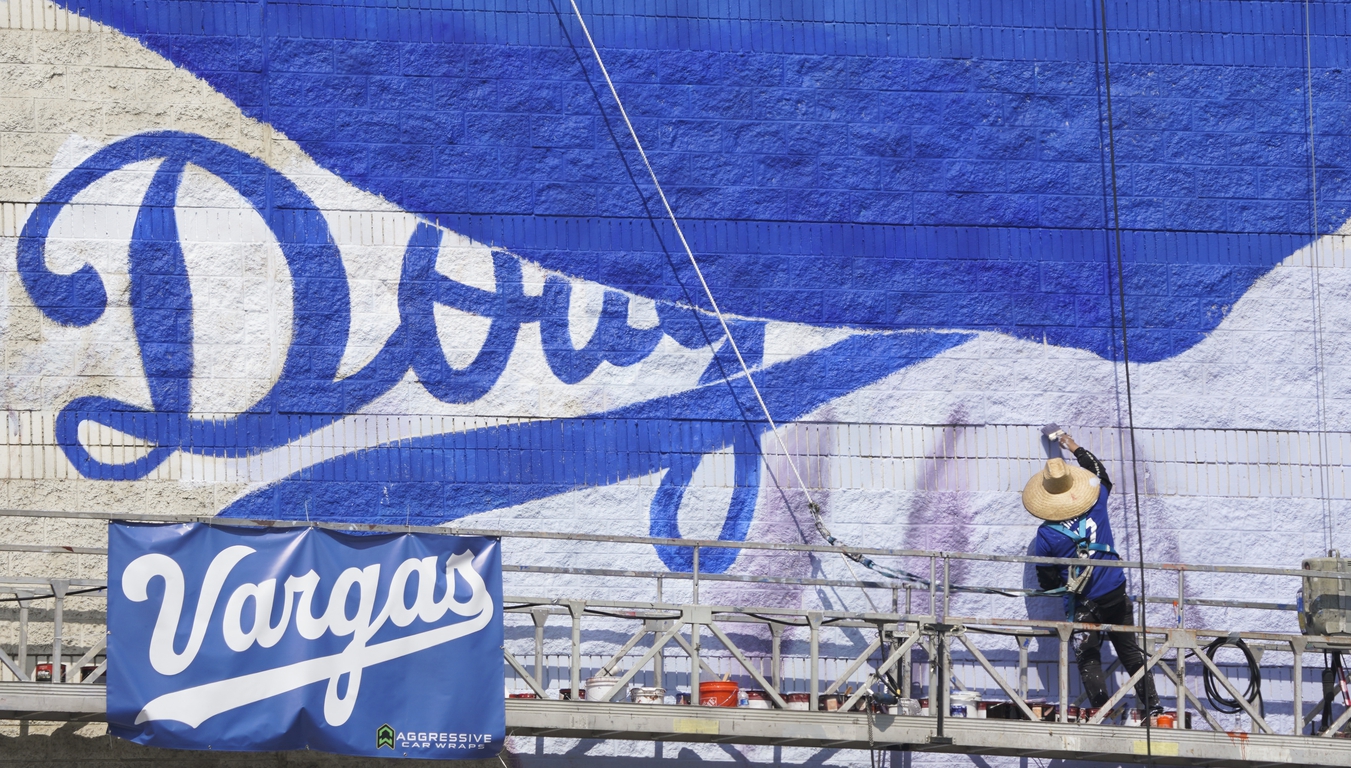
[1022,458,1100,521]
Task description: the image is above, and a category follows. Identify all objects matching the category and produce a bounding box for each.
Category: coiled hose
[1201,636,1263,716]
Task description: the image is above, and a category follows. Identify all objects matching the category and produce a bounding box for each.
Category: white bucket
[744,690,772,709]
[585,675,620,702]
[629,686,665,704]
[950,691,982,718]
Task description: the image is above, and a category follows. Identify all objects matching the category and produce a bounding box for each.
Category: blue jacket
[1031,448,1125,603]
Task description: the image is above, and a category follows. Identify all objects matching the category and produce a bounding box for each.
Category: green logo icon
[377,724,395,750]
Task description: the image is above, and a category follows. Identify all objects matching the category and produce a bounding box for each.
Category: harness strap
[1045,519,1119,558]
[1039,518,1118,614]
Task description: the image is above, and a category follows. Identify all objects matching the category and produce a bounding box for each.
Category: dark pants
[1073,591,1160,711]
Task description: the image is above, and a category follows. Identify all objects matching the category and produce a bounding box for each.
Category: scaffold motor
[1300,550,1351,636]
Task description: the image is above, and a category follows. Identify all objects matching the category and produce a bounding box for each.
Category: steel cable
[1095,0,1158,753]
[566,1,948,605]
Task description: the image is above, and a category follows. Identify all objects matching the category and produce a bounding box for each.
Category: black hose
[0,586,106,603]
[1201,636,1263,716]
[1321,652,1341,734]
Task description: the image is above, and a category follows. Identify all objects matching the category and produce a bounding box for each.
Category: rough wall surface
[1,0,1349,765]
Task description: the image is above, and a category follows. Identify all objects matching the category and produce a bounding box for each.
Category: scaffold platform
[2,683,1348,767]
[3,510,1351,766]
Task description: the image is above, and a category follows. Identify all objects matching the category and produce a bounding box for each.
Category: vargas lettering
[121,543,493,726]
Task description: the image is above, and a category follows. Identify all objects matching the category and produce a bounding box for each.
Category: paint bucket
[559,688,585,700]
[1151,711,1176,729]
[1123,709,1143,727]
[785,692,812,711]
[699,681,740,707]
[585,675,620,702]
[919,697,930,716]
[1082,707,1100,723]
[1065,705,1080,723]
[34,663,65,683]
[508,692,539,699]
[950,691,981,718]
[744,690,772,709]
[629,686,665,705]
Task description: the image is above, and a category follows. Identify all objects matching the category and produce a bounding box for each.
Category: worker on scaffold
[1025,431,1162,718]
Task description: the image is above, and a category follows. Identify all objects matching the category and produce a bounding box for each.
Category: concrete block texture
[1,0,1351,765]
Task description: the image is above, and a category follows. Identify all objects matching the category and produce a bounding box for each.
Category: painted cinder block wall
[2,0,1351,765]
[91,0,1350,358]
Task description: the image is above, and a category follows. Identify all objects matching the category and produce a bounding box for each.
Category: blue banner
[108,523,503,758]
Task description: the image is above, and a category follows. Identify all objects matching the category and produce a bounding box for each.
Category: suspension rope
[1097,0,1155,754]
[1303,0,1334,554]
[566,1,935,598]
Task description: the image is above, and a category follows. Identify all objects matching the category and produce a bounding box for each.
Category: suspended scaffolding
[1,510,1350,767]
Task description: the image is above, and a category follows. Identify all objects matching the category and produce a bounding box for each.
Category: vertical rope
[566,1,906,608]
[564,4,1070,603]
[1097,0,1154,753]
[1303,0,1334,555]
[565,1,802,492]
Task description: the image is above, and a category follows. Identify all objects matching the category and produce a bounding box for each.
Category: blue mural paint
[52,0,1347,362]
[20,131,968,570]
[539,275,665,384]
[220,330,969,571]
[27,1,1351,572]
[19,132,711,478]
[21,132,350,478]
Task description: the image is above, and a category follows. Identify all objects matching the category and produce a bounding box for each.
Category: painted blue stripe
[220,328,973,570]
[53,0,1345,363]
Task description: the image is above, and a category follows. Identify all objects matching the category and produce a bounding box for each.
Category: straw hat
[1022,458,1100,521]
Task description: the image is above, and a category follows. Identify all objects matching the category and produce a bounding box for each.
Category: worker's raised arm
[1059,434,1112,492]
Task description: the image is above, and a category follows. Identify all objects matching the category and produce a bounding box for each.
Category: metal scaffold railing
[1,509,1350,766]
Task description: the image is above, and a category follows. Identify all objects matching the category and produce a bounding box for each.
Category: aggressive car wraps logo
[380,726,495,752]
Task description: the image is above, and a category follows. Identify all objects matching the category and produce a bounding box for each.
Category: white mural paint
[0,0,1347,762]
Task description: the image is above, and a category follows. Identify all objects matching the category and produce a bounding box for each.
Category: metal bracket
[683,605,713,625]
[1166,627,1199,648]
